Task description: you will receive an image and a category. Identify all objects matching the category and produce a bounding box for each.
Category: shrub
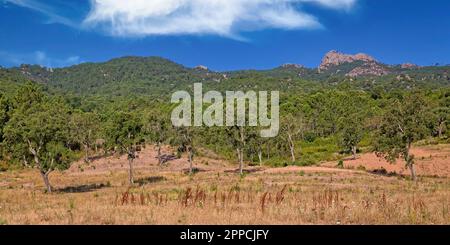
[303,132,316,143]
[0,218,7,225]
[0,160,8,171]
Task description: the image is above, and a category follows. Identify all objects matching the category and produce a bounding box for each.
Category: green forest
[0,57,449,192]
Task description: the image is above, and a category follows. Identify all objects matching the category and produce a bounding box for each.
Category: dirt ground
[0,144,449,225]
[321,144,450,178]
[67,145,230,176]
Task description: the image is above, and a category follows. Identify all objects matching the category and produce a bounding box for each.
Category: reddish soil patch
[67,145,230,175]
[68,144,449,178]
[321,144,450,178]
[263,166,357,174]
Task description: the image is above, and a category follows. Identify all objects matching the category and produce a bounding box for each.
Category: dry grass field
[0,144,449,225]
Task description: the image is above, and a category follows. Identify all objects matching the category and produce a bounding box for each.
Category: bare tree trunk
[188,147,193,174]
[28,144,52,193]
[266,143,270,160]
[236,148,240,162]
[157,142,162,165]
[239,127,245,175]
[438,122,444,138]
[288,134,295,162]
[128,157,134,185]
[22,155,29,167]
[409,163,417,181]
[258,148,263,166]
[239,148,244,175]
[84,144,90,163]
[352,145,357,160]
[236,148,244,175]
[290,146,295,162]
[406,142,417,181]
[39,170,52,193]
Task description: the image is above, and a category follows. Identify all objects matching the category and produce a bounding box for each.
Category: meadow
[1,145,449,225]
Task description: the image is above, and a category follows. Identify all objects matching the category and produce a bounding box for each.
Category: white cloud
[3,0,357,38]
[84,0,357,37]
[0,50,80,67]
[302,0,356,9]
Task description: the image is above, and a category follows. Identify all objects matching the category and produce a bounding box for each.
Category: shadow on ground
[369,168,403,178]
[136,176,166,186]
[224,167,265,174]
[55,183,110,193]
[181,168,208,175]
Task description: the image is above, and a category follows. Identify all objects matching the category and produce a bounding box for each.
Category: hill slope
[1,51,450,98]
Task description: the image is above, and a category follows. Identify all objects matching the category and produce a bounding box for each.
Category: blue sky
[0,0,449,71]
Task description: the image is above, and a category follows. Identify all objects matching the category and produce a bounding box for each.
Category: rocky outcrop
[281,63,304,69]
[347,62,390,77]
[194,65,208,71]
[318,50,392,77]
[319,50,376,72]
[401,63,419,69]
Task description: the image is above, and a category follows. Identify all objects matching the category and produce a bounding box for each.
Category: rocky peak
[319,50,377,71]
[194,65,208,71]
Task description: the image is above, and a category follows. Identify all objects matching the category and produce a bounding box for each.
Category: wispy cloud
[84,0,358,38]
[2,0,78,28]
[302,0,356,10]
[3,0,357,38]
[0,50,80,67]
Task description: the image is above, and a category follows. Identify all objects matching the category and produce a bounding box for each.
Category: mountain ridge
[0,50,427,73]
[1,50,449,98]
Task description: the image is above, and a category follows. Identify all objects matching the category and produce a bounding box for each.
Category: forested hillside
[3,52,450,99]
[0,53,449,188]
